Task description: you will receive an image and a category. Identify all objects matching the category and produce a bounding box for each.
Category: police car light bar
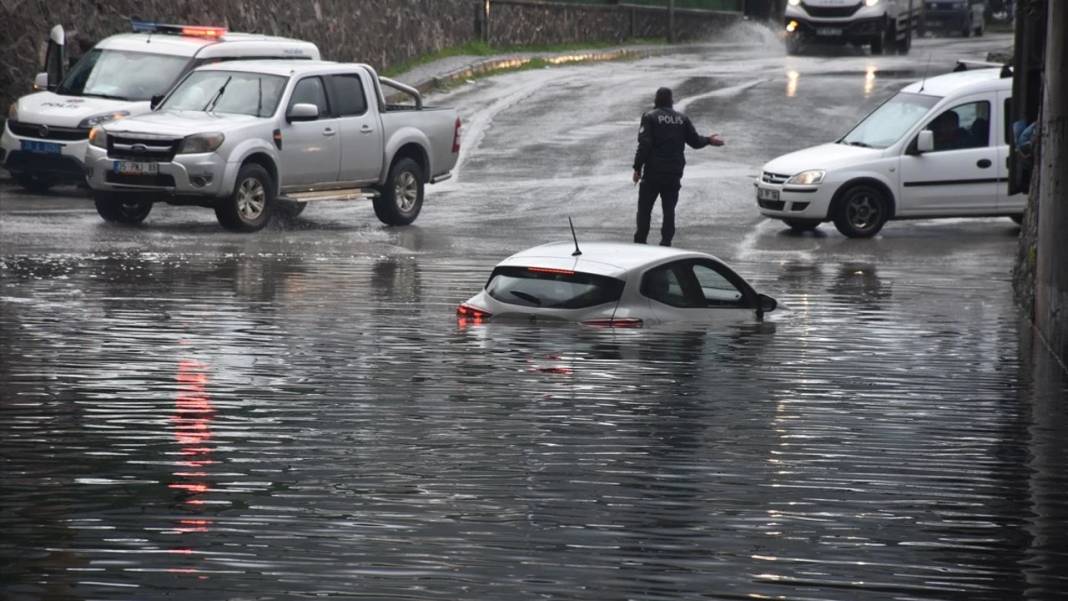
[130,19,227,38]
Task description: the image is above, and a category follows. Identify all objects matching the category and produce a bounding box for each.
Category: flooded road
[3,28,1068,600]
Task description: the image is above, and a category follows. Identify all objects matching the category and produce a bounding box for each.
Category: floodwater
[2,250,1066,600]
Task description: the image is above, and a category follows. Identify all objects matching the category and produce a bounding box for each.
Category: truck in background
[783,0,922,55]
[2,21,319,192]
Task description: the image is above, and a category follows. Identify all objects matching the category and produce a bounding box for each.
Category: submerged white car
[457,242,778,327]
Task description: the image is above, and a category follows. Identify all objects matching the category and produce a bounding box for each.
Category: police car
[457,242,778,327]
[2,20,319,192]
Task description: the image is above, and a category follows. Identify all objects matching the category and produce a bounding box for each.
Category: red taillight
[456,303,492,321]
[527,266,575,275]
[581,317,643,328]
[451,117,462,153]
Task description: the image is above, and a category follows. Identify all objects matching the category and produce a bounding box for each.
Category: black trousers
[634,171,682,246]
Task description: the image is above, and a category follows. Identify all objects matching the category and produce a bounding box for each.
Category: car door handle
[360,125,374,134]
[322,128,336,136]
[977,159,992,168]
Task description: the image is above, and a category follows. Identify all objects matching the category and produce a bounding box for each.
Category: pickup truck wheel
[94,192,153,224]
[277,199,307,219]
[374,158,424,226]
[216,164,273,232]
[832,185,889,238]
[15,173,56,193]
[783,218,821,232]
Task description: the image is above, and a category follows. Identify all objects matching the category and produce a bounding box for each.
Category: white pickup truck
[84,60,462,231]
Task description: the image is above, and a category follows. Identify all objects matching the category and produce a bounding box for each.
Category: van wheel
[783,218,820,232]
[373,157,424,226]
[15,173,56,193]
[94,192,153,224]
[832,185,889,238]
[216,163,274,232]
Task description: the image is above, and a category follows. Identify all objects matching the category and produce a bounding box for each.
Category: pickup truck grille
[107,134,180,162]
[762,171,790,184]
[8,121,90,141]
[801,1,862,18]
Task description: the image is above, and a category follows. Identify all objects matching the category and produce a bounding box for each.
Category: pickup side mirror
[44,24,65,91]
[150,95,164,110]
[286,103,319,122]
[34,72,49,91]
[916,129,934,153]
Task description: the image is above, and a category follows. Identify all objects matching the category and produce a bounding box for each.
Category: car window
[485,266,624,309]
[289,76,329,118]
[641,264,702,308]
[331,74,368,116]
[925,100,990,151]
[692,264,745,306]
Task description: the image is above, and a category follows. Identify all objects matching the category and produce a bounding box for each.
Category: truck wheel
[15,173,56,193]
[783,218,821,232]
[373,158,424,226]
[785,34,802,55]
[94,192,153,224]
[870,34,885,55]
[215,163,274,232]
[832,185,889,238]
[896,26,912,54]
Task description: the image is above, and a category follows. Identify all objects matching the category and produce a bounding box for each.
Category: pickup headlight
[7,102,17,121]
[177,132,225,154]
[88,126,107,149]
[786,170,825,185]
[77,111,130,129]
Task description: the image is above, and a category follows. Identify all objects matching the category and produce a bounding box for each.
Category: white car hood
[104,110,259,138]
[762,142,883,177]
[13,91,147,128]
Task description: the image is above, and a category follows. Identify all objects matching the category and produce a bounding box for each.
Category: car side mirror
[34,72,49,91]
[757,294,778,313]
[916,129,934,153]
[286,103,319,122]
[150,94,164,110]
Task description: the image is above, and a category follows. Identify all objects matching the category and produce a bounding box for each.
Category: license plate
[817,27,843,36]
[757,188,780,201]
[113,161,159,176]
[21,140,62,154]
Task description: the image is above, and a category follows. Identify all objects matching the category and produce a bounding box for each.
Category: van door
[329,73,384,184]
[996,91,1026,214]
[280,76,341,188]
[897,95,1000,215]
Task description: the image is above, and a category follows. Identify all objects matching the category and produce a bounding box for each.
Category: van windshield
[839,92,941,149]
[56,49,191,101]
[161,71,288,117]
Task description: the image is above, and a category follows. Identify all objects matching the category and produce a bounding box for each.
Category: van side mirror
[34,72,49,91]
[150,95,164,110]
[916,129,934,153]
[44,24,65,91]
[286,103,319,122]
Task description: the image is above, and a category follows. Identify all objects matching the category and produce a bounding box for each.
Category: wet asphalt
[2,25,1068,601]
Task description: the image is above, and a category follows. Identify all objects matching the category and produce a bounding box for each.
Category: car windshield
[56,49,191,101]
[839,92,941,149]
[161,71,288,117]
[486,266,624,310]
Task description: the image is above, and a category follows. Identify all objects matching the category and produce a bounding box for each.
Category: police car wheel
[15,173,56,193]
[374,158,424,226]
[216,164,274,232]
[94,192,153,224]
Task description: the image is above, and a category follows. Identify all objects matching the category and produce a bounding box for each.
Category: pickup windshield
[161,71,288,117]
[839,92,941,149]
[56,49,190,101]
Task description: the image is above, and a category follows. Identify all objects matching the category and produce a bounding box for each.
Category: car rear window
[486,266,624,309]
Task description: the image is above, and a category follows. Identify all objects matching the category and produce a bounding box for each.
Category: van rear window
[486,266,624,309]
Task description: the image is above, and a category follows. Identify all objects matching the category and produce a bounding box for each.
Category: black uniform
[632,106,710,246]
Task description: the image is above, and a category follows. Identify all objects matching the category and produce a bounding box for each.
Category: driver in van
[930,110,969,151]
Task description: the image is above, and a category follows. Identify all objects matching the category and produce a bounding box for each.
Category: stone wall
[0,0,739,112]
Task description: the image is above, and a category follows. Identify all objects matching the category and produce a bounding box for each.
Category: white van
[2,21,319,192]
[754,66,1023,237]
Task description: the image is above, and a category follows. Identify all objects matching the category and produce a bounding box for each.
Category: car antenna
[568,216,582,257]
[919,53,933,93]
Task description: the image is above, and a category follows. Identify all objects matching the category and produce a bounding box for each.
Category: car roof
[497,242,721,278]
[194,60,373,77]
[900,67,1010,98]
[95,32,318,59]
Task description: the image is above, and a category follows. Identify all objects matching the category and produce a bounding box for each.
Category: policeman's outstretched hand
[632,169,641,184]
[708,134,725,147]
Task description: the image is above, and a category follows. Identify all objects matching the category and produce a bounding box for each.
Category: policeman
[631,87,724,246]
